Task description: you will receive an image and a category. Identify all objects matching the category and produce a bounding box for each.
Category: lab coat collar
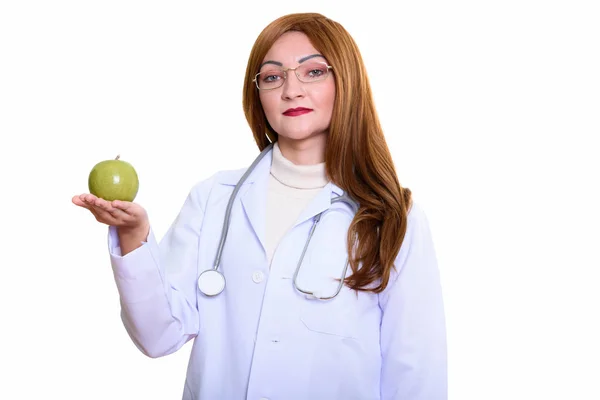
[216,147,346,255]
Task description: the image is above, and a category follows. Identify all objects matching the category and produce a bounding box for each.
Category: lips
[283,107,313,116]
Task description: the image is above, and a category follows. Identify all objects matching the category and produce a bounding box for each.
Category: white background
[1,0,598,399]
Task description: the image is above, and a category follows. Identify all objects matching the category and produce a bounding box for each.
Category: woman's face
[258,31,336,145]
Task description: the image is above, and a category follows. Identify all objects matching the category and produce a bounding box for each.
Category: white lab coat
[108,148,447,400]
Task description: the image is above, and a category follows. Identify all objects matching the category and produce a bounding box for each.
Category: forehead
[261,31,323,66]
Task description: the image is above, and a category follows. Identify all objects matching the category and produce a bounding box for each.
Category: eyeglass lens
[256,62,330,90]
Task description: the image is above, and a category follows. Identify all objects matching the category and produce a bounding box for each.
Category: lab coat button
[252,271,264,283]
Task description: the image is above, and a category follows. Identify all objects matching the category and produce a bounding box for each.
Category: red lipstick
[283,107,313,116]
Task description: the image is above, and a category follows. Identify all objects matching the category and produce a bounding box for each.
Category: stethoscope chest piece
[197,269,226,296]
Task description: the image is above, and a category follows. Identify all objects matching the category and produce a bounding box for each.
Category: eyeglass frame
[252,62,334,90]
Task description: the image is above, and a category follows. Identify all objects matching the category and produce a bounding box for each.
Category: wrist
[118,222,150,241]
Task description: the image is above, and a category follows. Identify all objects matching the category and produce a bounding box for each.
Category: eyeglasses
[253,61,333,90]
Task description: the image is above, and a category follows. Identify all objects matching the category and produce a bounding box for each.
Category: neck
[270,142,328,189]
[276,134,326,165]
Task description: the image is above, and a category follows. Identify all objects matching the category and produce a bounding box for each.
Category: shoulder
[397,200,432,244]
[186,167,250,207]
[191,167,249,191]
[406,200,432,236]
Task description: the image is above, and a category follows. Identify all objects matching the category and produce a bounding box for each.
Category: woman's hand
[72,193,149,232]
[73,193,150,254]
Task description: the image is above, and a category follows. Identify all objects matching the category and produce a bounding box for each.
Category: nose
[281,70,305,100]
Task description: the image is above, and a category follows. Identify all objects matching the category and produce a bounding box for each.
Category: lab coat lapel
[240,150,273,256]
[292,182,345,229]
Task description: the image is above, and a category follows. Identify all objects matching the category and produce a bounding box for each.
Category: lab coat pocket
[294,210,360,340]
[300,292,360,339]
[295,251,360,339]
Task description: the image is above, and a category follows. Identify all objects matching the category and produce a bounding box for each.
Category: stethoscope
[197,143,359,300]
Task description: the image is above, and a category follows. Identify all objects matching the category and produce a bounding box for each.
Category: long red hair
[242,13,413,293]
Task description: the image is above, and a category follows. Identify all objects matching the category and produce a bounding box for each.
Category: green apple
[88,155,139,202]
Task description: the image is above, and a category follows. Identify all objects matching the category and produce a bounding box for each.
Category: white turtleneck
[266,142,328,266]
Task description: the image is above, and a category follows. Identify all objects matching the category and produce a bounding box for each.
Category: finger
[80,193,97,203]
[74,194,98,207]
[73,195,99,214]
[72,194,121,225]
[91,207,120,226]
[112,200,143,222]
[90,200,127,224]
[107,206,130,221]
[80,194,101,211]
[92,197,114,212]
[72,195,87,207]
[82,197,116,223]
[88,206,102,221]
[111,200,133,212]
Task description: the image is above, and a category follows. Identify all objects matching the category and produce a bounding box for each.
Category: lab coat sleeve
[107,176,215,358]
[379,202,448,399]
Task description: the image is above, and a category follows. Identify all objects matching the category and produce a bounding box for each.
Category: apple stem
[115,154,120,160]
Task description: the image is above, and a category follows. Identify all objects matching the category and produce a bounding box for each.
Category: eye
[301,63,329,80]
[260,70,283,83]
[264,74,281,82]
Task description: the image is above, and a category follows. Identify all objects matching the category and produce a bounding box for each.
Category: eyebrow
[259,53,325,70]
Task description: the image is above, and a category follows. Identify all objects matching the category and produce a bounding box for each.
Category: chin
[275,128,327,143]
[278,133,313,142]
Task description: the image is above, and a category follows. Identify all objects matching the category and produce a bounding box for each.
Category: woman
[73,12,447,400]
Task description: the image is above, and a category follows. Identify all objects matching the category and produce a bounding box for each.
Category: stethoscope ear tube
[212,143,274,272]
